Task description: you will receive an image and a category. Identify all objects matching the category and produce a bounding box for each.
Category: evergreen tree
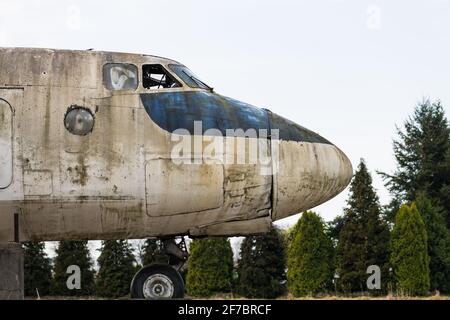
[336,159,390,293]
[415,193,450,293]
[51,241,95,296]
[380,99,450,225]
[287,211,334,297]
[23,242,52,297]
[186,237,233,297]
[96,240,137,298]
[380,100,450,292]
[142,239,169,266]
[237,228,286,298]
[327,215,345,247]
[390,203,430,296]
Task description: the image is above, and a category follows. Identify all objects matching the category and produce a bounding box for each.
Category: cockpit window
[168,64,213,91]
[103,63,138,91]
[142,64,181,89]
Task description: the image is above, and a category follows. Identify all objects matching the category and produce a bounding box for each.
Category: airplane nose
[268,112,353,221]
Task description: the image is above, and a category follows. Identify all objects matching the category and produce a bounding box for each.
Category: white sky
[1,0,449,259]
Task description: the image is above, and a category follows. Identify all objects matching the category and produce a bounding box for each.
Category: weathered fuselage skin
[0,48,353,242]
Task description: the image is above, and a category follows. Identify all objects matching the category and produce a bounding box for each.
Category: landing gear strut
[130,237,188,299]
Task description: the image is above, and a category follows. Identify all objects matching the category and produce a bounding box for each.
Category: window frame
[168,64,211,90]
[102,63,139,91]
[141,63,183,90]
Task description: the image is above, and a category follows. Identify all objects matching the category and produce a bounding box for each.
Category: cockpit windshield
[168,64,213,91]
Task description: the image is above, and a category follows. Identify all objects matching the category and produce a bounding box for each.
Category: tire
[130,264,185,299]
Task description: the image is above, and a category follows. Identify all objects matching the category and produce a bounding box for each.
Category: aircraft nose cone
[269,112,353,221]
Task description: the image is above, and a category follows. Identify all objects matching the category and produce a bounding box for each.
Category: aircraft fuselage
[0,48,352,242]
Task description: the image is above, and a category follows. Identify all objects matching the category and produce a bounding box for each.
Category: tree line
[23,100,449,298]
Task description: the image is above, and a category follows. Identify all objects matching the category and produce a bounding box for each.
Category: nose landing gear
[130,238,188,299]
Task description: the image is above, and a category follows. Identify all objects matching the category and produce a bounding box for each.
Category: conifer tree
[336,159,390,293]
[390,203,430,296]
[415,193,450,293]
[51,241,95,296]
[327,215,345,247]
[380,99,450,225]
[186,237,234,297]
[96,240,137,298]
[237,228,286,298]
[287,211,334,297]
[23,242,52,297]
[142,239,169,266]
[380,100,450,292]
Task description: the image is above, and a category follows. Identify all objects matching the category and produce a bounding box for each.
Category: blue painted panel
[141,91,268,136]
[140,91,332,144]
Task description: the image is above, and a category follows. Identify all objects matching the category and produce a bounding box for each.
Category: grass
[190,292,450,300]
[26,293,450,300]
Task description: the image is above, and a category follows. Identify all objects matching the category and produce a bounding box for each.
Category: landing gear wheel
[131,264,185,299]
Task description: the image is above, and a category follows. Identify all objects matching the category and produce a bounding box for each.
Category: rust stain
[71,154,89,186]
